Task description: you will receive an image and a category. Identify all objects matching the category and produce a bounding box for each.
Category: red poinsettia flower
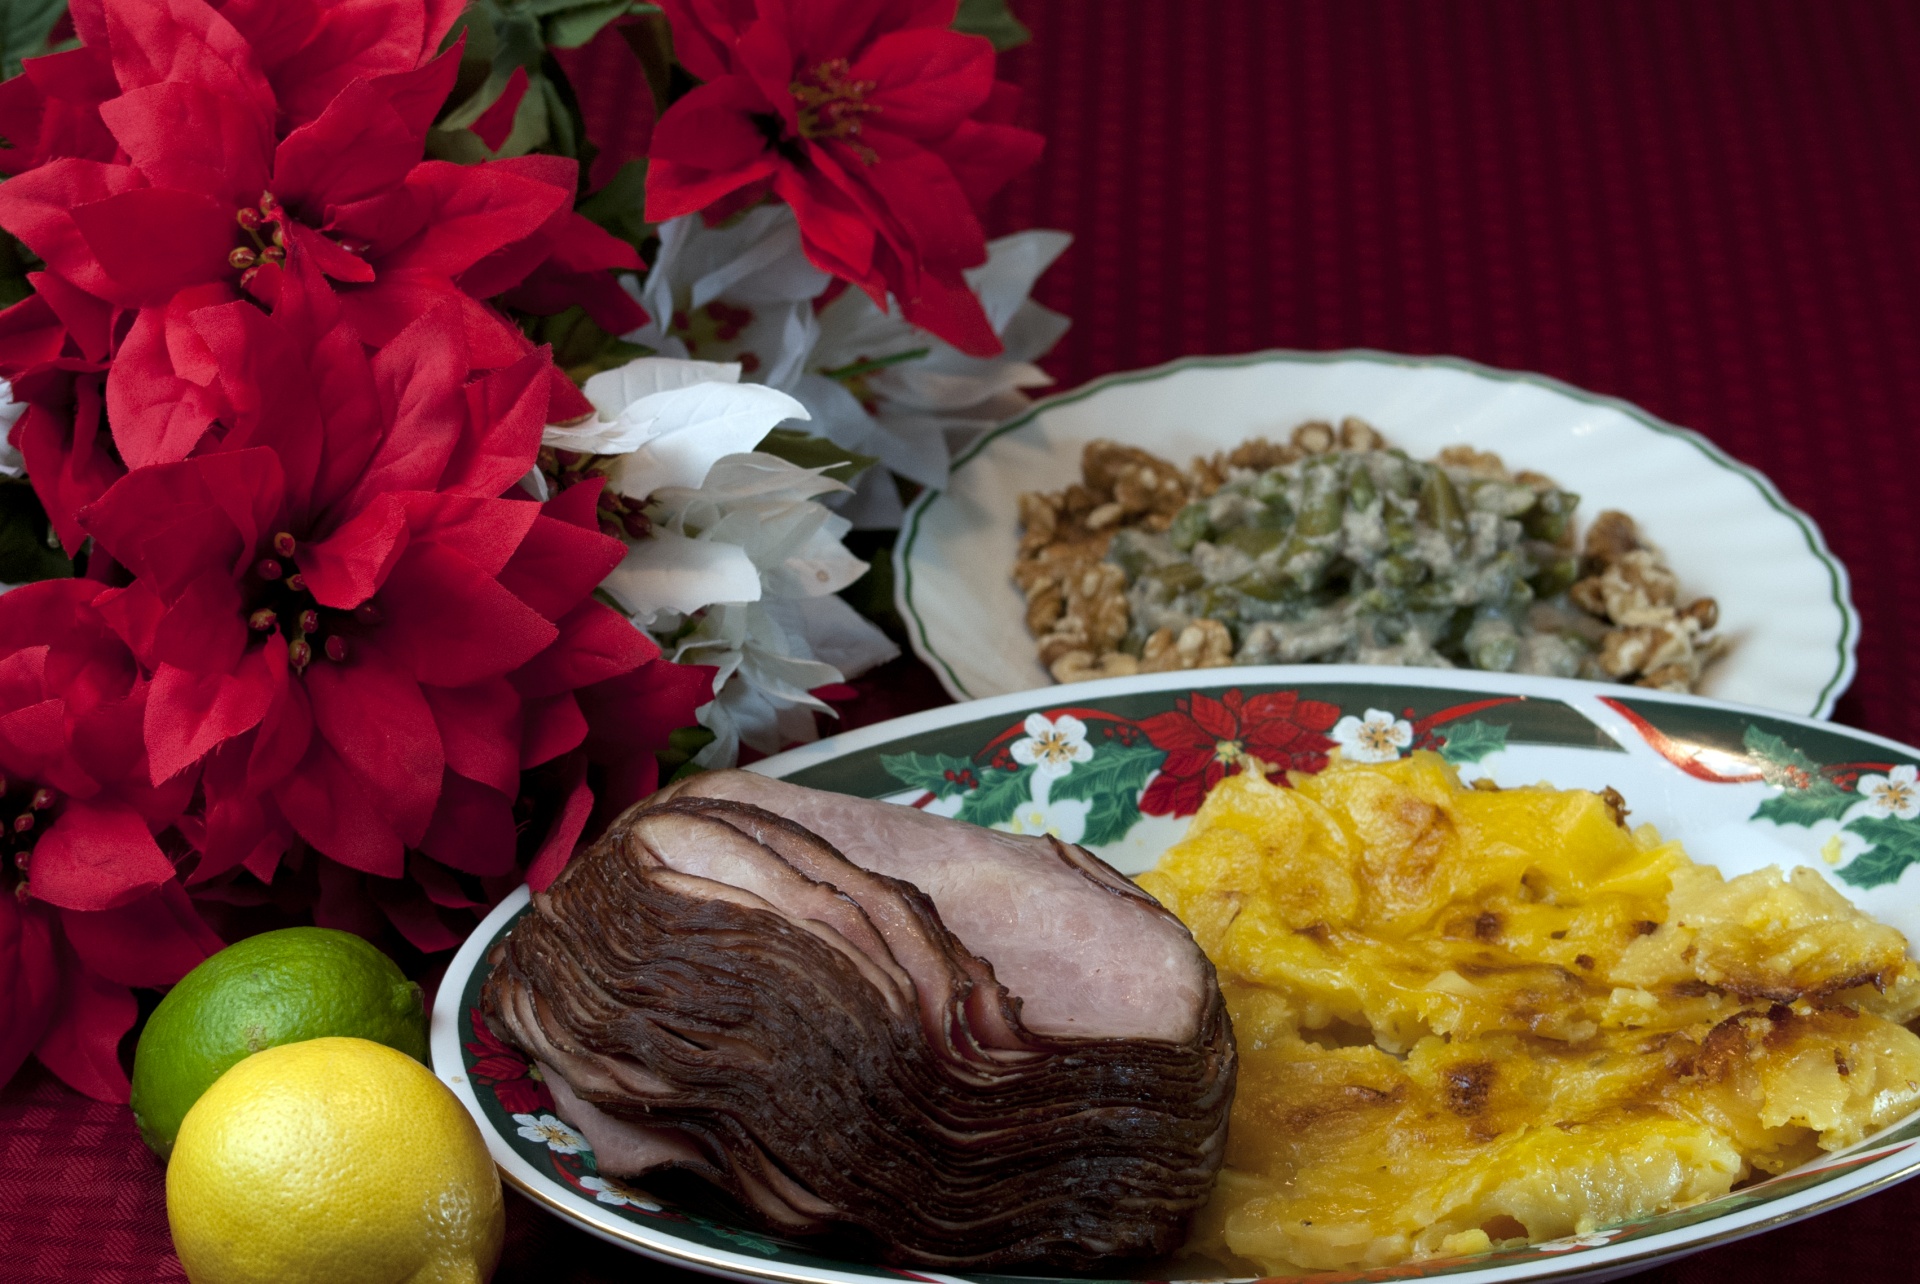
[58,0,467,133]
[0,296,119,554]
[0,0,637,543]
[0,45,120,177]
[645,0,1043,357]
[0,579,224,1102]
[1137,689,1341,818]
[70,260,680,948]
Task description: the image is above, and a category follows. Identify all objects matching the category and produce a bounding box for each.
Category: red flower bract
[644,0,1043,357]
[0,579,224,1102]
[0,0,639,547]
[1136,689,1342,818]
[71,258,690,949]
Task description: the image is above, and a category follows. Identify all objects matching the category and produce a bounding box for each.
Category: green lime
[131,927,427,1159]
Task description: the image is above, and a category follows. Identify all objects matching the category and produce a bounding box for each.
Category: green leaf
[837,542,903,642]
[1437,720,1508,765]
[576,159,650,245]
[1048,740,1166,846]
[617,11,676,112]
[657,723,715,783]
[880,751,979,800]
[544,0,635,49]
[522,306,652,382]
[757,429,876,484]
[1753,785,1858,828]
[1,0,66,80]
[953,0,1031,51]
[0,233,37,309]
[955,765,1035,829]
[1837,815,1920,889]
[0,479,74,585]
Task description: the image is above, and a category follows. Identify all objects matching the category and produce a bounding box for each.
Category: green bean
[1231,567,1298,602]
[1418,469,1469,549]
[1470,480,1538,518]
[1169,502,1212,552]
[1472,631,1520,672]
[1108,537,1154,579]
[1142,563,1203,594]
[1222,525,1288,557]
[1297,465,1346,536]
[1384,501,1418,550]
[1379,455,1418,497]
[1522,489,1579,545]
[1374,554,1429,588]
[1347,466,1378,510]
[1278,539,1337,593]
[1529,554,1579,600]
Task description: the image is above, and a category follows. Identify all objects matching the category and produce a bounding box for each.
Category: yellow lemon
[166,1037,503,1284]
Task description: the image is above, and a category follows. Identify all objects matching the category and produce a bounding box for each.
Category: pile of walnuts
[1573,512,1722,691]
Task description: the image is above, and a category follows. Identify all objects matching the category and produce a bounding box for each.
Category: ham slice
[482,771,1234,1269]
[658,771,1212,1043]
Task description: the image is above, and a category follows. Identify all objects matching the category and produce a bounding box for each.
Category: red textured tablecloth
[10,1,1920,1278]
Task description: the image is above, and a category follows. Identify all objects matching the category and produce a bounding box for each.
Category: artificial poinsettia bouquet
[0,0,1066,1102]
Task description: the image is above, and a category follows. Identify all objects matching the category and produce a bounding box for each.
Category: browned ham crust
[481,771,1234,1269]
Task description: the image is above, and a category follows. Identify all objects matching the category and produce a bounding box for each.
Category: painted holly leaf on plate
[1743,726,1827,789]
[955,765,1035,829]
[1047,740,1166,845]
[1754,786,1858,827]
[1836,817,1920,889]
[1438,720,1508,765]
[881,751,980,800]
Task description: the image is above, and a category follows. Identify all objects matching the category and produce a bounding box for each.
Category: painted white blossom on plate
[579,1175,661,1210]
[995,796,1092,845]
[1857,765,1920,819]
[1010,713,1094,780]
[1332,709,1414,763]
[626,207,1071,529]
[514,1113,588,1154]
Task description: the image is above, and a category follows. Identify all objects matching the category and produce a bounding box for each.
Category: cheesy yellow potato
[1138,753,1920,1275]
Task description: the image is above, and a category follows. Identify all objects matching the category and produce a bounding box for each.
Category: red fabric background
[8,1,1920,1278]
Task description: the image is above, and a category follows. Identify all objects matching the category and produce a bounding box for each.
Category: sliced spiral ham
[481,769,1235,1269]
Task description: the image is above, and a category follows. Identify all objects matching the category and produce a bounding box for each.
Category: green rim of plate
[894,349,1858,715]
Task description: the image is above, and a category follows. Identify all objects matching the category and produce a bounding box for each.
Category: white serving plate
[433,667,1920,1284]
[894,350,1857,716]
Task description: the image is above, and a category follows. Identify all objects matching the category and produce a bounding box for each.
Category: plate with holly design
[431,667,1920,1284]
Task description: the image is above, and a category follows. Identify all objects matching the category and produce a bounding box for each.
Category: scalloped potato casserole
[1139,753,1920,1275]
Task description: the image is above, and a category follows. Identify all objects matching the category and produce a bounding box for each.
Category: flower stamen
[792,59,879,161]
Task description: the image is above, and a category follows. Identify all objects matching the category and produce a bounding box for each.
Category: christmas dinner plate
[432,666,1920,1284]
[894,350,1858,717]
